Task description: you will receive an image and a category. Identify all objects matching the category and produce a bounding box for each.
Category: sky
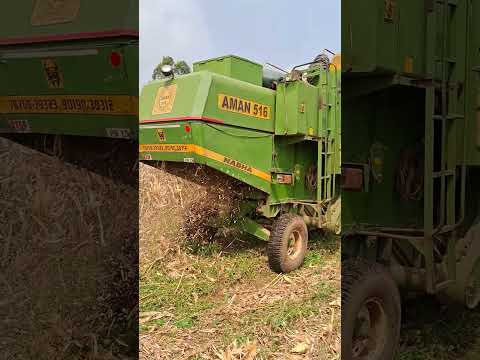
[140,0,340,88]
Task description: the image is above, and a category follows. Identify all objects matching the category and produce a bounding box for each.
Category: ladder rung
[436,0,458,6]
[435,280,455,292]
[432,114,464,120]
[432,170,455,178]
[435,57,457,63]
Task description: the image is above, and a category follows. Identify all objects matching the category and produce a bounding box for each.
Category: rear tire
[267,213,308,273]
[342,259,401,360]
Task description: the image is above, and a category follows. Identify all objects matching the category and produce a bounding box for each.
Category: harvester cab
[139,53,341,273]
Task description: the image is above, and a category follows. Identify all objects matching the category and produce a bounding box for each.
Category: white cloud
[139,0,213,87]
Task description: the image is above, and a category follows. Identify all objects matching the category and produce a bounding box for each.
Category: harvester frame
[140,53,341,273]
[341,0,480,358]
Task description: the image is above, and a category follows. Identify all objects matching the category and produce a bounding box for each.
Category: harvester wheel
[342,259,401,360]
[267,213,308,273]
[437,223,480,308]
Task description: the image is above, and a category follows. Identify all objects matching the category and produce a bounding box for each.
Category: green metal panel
[342,87,425,228]
[140,73,203,121]
[0,39,138,138]
[140,72,276,133]
[139,121,321,204]
[467,0,480,165]
[139,121,273,193]
[193,55,263,87]
[275,81,318,136]
[342,0,480,298]
[0,0,138,43]
[0,1,139,138]
[343,0,427,75]
[140,54,341,230]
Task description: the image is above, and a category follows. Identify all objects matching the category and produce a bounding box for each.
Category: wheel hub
[287,230,303,259]
[352,298,387,359]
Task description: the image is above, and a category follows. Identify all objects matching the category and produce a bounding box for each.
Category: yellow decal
[152,85,177,115]
[384,0,396,22]
[139,144,193,153]
[156,129,166,142]
[403,56,414,74]
[331,54,341,70]
[139,143,271,182]
[31,0,81,26]
[218,94,271,120]
[0,95,138,115]
[42,58,64,89]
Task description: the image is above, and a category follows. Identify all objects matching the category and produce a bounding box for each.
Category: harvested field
[139,162,341,359]
[397,297,480,360]
[0,138,138,359]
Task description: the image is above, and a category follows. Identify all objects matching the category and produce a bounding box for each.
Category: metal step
[432,114,464,120]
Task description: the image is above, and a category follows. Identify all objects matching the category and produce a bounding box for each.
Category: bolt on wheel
[286,230,304,259]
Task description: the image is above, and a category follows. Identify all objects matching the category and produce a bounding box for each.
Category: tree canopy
[152,56,191,80]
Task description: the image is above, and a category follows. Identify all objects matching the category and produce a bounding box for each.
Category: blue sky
[140,0,340,87]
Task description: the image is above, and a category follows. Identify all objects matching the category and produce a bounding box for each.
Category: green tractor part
[0,0,139,139]
[140,54,341,273]
[342,0,480,358]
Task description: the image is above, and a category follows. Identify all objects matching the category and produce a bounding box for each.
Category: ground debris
[0,138,138,359]
[140,161,254,268]
[139,161,340,360]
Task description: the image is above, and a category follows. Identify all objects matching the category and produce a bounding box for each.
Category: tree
[152,56,191,80]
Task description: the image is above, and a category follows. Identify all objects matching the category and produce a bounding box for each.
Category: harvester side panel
[342,0,480,300]
[141,72,276,133]
[0,1,139,138]
[0,1,138,44]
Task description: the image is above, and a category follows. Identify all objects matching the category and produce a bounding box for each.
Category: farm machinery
[0,0,139,181]
[342,0,480,358]
[139,53,341,273]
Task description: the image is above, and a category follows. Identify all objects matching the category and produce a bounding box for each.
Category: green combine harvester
[0,0,138,179]
[139,53,341,273]
[342,0,480,358]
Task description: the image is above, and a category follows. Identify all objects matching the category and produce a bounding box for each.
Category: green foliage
[152,56,191,80]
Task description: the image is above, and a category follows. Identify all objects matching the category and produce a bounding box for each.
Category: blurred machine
[139,53,341,273]
[341,1,480,358]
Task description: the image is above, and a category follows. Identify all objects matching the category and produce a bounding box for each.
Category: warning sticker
[139,143,271,182]
[8,120,31,133]
[156,129,166,142]
[152,85,177,115]
[106,128,132,139]
[218,94,271,120]
[0,95,138,115]
[31,0,81,26]
[42,58,64,89]
[139,144,193,153]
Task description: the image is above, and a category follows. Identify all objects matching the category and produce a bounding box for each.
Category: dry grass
[139,162,340,359]
[0,138,138,359]
[139,162,249,270]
